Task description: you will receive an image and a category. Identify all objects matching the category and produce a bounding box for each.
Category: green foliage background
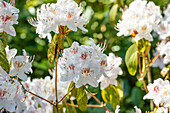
[7,0,170,112]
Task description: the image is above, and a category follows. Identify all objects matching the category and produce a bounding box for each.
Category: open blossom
[0,0,19,36]
[58,38,108,88]
[99,53,122,90]
[116,0,162,42]
[9,50,33,81]
[29,0,88,42]
[5,45,17,62]
[143,78,170,107]
[0,67,25,112]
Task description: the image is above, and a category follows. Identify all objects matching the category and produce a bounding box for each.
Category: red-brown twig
[55,46,60,112]
[58,85,75,103]
[25,89,55,106]
[149,53,160,67]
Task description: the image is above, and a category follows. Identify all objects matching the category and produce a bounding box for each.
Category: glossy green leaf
[47,34,57,66]
[65,36,72,47]
[57,36,64,49]
[0,53,9,73]
[101,85,119,110]
[109,4,118,22]
[125,44,138,76]
[67,81,75,99]
[76,86,88,111]
[0,40,6,57]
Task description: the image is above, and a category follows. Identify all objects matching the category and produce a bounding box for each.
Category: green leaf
[47,34,57,66]
[125,44,138,76]
[76,86,88,111]
[0,40,9,73]
[0,53,9,73]
[117,0,124,8]
[57,36,64,49]
[0,40,6,56]
[1,33,8,48]
[67,82,75,99]
[101,85,119,110]
[66,104,73,113]
[109,4,118,22]
[65,36,72,47]
[116,81,123,100]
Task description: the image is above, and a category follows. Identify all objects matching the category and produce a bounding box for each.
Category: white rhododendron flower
[156,107,168,113]
[9,50,33,81]
[0,1,19,36]
[164,4,170,22]
[99,53,122,90]
[115,105,141,113]
[116,0,162,42]
[115,105,120,113]
[58,38,109,88]
[19,66,70,113]
[0,67,25,112]
[143,78,170,107]
[134,106,142,113]
[5,45,17,62]
[160,42,170,64]
[155,21,170,40]
[29,0,88,42]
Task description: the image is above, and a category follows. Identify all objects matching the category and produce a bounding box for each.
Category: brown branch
[84,87,112,113]
[149,53,160,67]
[146,57,154,110]
[58,85,75,103]
[16,78,56,106]
[25,89,55,106]
[55,46,60,112]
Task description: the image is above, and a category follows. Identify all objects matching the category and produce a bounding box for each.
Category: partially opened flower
[9,50,33,81]
[99,53,122,90]
[0,0,19,36]
[5,45,17,62]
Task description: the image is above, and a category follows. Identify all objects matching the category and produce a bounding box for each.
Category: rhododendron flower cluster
[143,78,170,107]
[58,38,122,88]
[0,67,25,112]
[0,46,34,112]
[17,67,71,113]
[0,0,19,36]
[116,0,162,42]
[29,0,88,42]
